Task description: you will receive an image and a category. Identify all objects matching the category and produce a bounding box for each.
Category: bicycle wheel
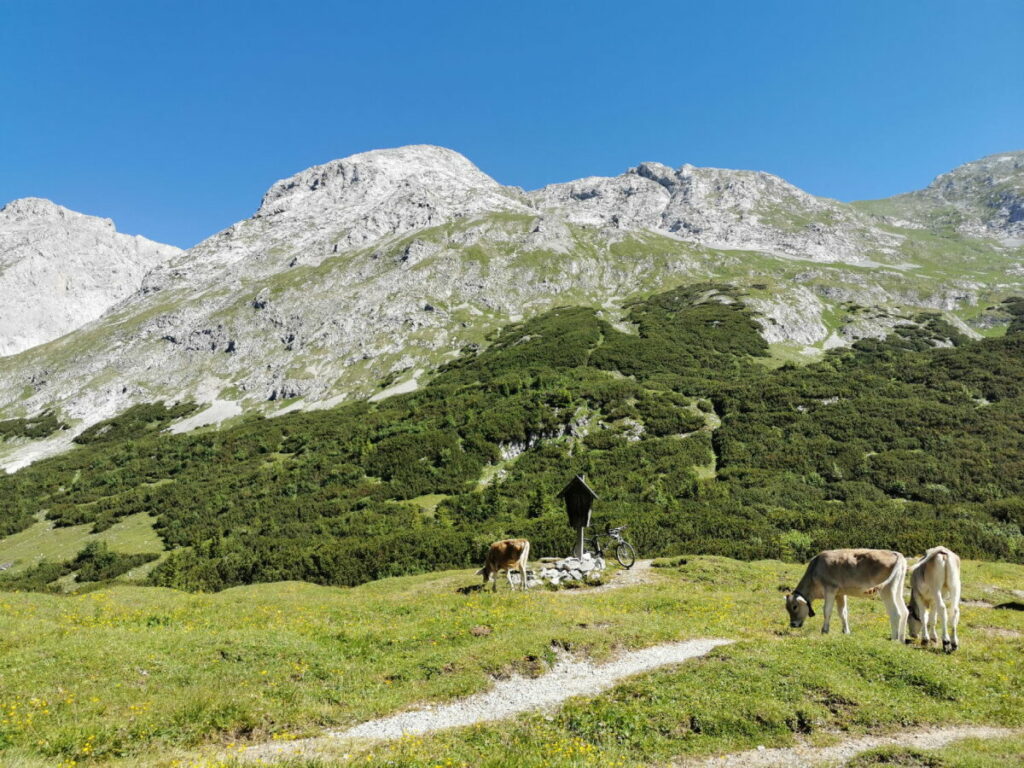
[584,537,601,559]
[615,541,637,569]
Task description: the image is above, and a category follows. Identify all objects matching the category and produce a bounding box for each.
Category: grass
[405,494,449,515]
[0,555,1021,767]
[924,735,1024,766]
[0,512,163,575]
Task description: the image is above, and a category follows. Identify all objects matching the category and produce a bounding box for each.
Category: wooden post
[575,525,585,560]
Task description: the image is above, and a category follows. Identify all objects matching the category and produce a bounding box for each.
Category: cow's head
[906,599,922,640]
[784,591,814,628]
[475,566,491,584]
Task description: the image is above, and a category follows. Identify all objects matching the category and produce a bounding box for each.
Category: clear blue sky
[2,1,1021,248]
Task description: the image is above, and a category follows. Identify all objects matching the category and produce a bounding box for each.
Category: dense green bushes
[1,283,1023,592]
[0,541,158,591]
[0,411,65,441]
[73,401,199,445]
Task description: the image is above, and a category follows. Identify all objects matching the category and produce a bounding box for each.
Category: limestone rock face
[532,161,899,264]
[860,151,1024,242]
[0,198,181,357]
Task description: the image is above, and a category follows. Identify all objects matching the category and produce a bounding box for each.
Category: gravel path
[676,725,1020,767]
[581,558,657,593]
[244,637,731,761]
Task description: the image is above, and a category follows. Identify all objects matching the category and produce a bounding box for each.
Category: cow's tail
[908,546,945,575]
[866,552,907,595]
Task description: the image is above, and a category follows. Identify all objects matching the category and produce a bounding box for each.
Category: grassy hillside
[0,556,1021,767]
[1,284,1024,592]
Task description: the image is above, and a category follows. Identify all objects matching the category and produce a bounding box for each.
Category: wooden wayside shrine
[558,474,598,558]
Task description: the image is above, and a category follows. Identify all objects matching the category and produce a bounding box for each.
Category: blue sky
[2,1,1021,248]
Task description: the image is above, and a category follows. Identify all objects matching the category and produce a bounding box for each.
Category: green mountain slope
[2,284,1023,592]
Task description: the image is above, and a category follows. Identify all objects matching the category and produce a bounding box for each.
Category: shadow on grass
[993,601,1024,611]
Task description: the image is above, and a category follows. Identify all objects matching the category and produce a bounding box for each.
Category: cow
[476,538,531,592]
[785,548,909,642]
[907,546,962,652]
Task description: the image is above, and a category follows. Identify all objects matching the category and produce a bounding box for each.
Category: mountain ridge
[0,146,1021,471]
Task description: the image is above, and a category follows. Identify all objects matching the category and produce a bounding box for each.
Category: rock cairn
[529,552,605,588]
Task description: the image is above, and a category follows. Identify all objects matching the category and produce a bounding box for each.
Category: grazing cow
[476,538,531,592]
[907,546,962,652]
[785,548,909,642]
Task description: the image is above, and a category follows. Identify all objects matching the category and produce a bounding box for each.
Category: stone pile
[529,552,605,588]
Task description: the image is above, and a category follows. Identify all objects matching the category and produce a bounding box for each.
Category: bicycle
[584,524,637,569]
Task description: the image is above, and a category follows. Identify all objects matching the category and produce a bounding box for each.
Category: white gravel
[245,638,731,761]
[678,725,1020,767]
[166,399,242,433]
[583,559,657,592]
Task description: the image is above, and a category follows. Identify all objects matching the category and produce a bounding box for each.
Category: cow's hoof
[904,638,913,645]
[943,640,953,653]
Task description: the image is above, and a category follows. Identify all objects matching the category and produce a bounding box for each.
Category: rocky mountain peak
[255,144,518,218]
[0,197,115,230]
[928,151,1024,191]
[859,151,1024,241]
[0,198,181,357]
[533,160,883,262]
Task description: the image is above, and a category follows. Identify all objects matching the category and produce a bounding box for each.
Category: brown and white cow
[476,538,531,592]
[907,546,962,652]
[785,548,909,642]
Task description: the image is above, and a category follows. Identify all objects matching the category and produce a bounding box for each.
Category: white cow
[785,548,909,642]
[907,546,962,652]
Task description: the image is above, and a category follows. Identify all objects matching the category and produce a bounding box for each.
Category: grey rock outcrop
[859,151,1024,242]
[0,198,180,356]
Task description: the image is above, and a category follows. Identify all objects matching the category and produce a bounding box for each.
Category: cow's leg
[837,594,850,634]
[949,596,960,651]
[821,590,835,634]
[506,569,515,591]
[920,602,934,645]
[936,592,952,653]
[897,595,909,643]
[881,587,908,642]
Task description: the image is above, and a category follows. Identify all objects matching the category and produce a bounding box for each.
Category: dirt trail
[243,636,731,762]
[583,558,657,593]
[675,725,1021,767]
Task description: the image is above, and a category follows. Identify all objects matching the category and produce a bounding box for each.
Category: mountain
[0,198,181,358]
[2,283,1022,592]
[0,147,1022,469]
[856,151,1024,242]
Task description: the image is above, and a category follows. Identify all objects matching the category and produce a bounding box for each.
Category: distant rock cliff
[0,198,180,356]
